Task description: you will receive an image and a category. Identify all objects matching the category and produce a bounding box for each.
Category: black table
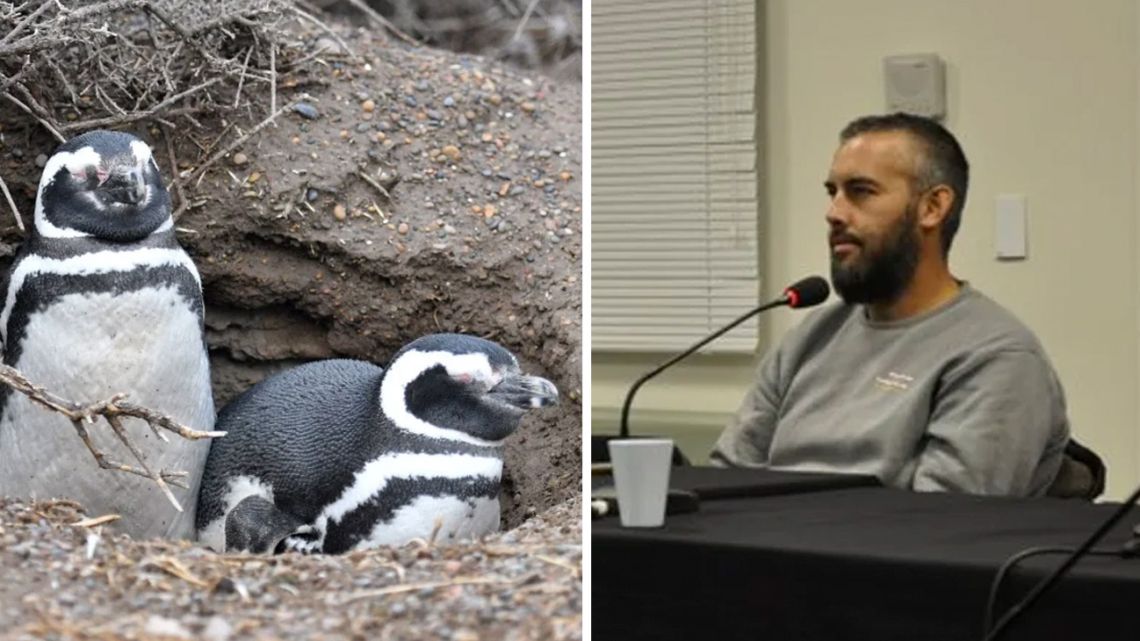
[593,485,1140,641]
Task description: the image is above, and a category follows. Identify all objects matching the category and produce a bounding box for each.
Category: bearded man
[711,113,1070,497]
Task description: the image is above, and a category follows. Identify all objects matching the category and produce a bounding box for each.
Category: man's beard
[830,202,921,305]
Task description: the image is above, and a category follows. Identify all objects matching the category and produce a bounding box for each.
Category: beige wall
[593,0,1140,498]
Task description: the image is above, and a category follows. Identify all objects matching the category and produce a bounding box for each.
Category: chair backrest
[1046,438,1106,500]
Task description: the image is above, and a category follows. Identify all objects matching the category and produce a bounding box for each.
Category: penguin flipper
[223,495,306,554]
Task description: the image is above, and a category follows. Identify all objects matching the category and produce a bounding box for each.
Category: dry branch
[0,364,225,512]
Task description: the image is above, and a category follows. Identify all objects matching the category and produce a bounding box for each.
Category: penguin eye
[74,166,107,188]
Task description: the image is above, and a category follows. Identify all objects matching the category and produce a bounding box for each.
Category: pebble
[443,96,456,108]
[397,222,409,235]
[34,154,47,168]
[442,145,461,161]
[333,204,347,221]
[362,99,375,112]
[231,152,248,167]
[560,171,573,181]
[510,186,526,196]
[306,189,319,202]
[457,115,469,129]
[356,123,371,133]
[144,616,193,640]
[489,94,502,106]
[292,103,320,120]
[416,80,430,92]
[481,168,493,177]
[521,101,536,113]
[404,95,418,108]
[427,109,444,121]
[203,617,234,641]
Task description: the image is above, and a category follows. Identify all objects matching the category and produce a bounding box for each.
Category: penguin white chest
[0,285,213,539]
[13,286,207,401]
[357,494,501,550]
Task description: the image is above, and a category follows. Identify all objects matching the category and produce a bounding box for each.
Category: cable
[982,546,1121,634]
[981,481,1140,641]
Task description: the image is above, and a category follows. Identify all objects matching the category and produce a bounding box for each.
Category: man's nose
[826,194,850,226]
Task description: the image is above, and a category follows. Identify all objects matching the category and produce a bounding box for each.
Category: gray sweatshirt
[711,285,1070,497]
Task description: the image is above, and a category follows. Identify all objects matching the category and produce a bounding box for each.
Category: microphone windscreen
[784,276,830,308]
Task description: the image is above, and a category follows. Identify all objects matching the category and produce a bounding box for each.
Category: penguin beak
[102,166,146,205]
[487,372,559,409]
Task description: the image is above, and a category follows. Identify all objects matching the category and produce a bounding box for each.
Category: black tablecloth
[593,486,1140,641]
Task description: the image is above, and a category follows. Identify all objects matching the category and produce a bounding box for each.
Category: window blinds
[592,0,761,352]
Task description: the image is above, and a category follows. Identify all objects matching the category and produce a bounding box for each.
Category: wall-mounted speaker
[883,53,946,119]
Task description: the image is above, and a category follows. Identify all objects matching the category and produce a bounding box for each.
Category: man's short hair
[839,113,970,256]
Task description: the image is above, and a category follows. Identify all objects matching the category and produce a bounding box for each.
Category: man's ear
[918,185,954,232]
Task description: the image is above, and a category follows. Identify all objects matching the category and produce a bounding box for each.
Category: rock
[203,617,234,641]
[397,222,409,235]
[333,204,347,221]
[143,616,193,640]
[231,152,248,167]
[442,145,461,161]
[34,154,47,168]
[521,102,536,113]
[362,99,375,112]
[293,103,320,120]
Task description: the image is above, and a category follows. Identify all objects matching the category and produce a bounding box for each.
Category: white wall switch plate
[995,194,1027,260]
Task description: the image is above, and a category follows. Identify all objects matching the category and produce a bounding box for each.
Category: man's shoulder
[950,286,1047,353]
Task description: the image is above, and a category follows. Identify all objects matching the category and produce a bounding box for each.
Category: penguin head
[34,130,172,242]
[379,333,559,447]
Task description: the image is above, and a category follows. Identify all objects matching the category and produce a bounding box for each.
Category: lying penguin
[195,333,558,554]
[0,130,215,539]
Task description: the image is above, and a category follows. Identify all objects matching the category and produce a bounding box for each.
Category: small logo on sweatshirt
[875,371,913,392]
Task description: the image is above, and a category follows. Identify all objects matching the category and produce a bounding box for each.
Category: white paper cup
[608,438,674,527]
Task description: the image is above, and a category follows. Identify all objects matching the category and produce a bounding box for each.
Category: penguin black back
[196,359,389,534]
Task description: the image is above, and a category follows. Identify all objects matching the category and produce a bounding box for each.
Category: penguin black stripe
[3,265,205,366]
[322,475,500,553]
[16,230,183,260]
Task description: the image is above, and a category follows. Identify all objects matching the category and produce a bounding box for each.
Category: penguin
[0,130,215,540]
[195,333,558,554]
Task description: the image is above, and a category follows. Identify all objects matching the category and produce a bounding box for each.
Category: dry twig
[344,0,421,46]
[0,364,225,512]
[0,172,25,232]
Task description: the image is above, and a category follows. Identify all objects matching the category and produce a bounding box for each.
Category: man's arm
[912,348,1069,496]
[710,350,783,467]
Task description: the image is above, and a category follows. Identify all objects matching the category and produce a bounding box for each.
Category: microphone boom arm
[618,295,789,438]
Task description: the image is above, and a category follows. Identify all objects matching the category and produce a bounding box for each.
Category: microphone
[618,275,831,439]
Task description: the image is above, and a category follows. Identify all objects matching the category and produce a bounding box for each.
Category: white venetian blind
[592,0,761,352]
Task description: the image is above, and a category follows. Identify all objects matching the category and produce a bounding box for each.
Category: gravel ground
[0,496,581,640]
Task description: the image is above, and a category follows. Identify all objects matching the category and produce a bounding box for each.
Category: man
[711,113,1070,497]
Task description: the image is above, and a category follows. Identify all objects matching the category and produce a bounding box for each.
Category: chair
[1046,438,1106,500]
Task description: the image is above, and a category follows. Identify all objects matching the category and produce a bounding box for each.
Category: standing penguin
[0,130,215,540]
[196,334,558,554]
